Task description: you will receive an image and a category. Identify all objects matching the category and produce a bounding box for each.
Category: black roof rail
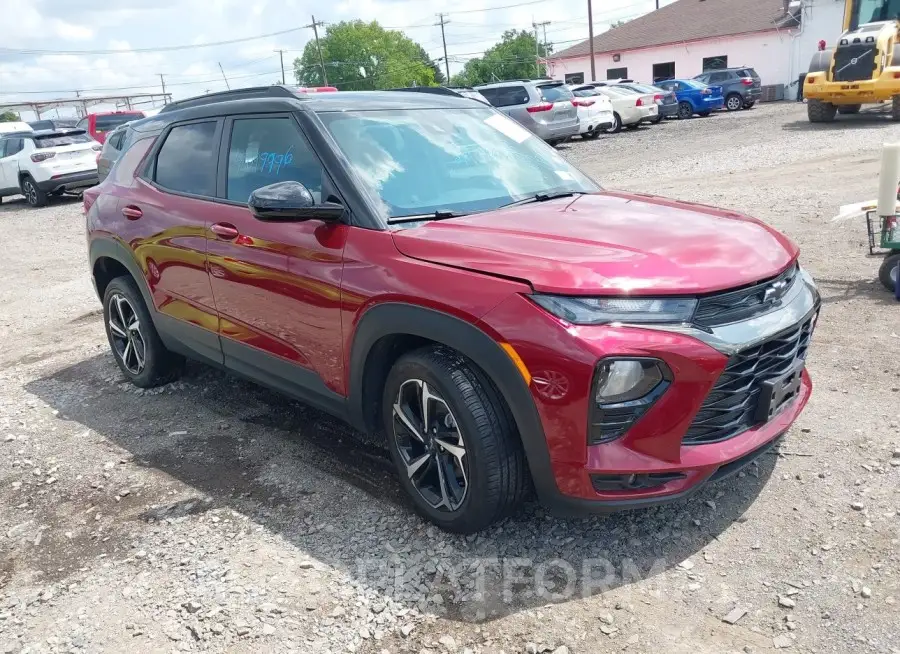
[158,85,299,114]
[390,86,462,97]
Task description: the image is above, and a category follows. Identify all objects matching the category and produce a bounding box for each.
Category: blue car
[655,78,724,119]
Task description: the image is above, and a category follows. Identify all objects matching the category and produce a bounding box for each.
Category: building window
[606,67,628,80]
[702,56,728,71]
[652,62,675,81]
[564,72,585,85]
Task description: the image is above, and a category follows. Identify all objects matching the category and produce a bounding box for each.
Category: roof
[552,0,790,60]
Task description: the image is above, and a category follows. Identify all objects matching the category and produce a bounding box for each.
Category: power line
[0,26,309,56]
[448,0,549,14]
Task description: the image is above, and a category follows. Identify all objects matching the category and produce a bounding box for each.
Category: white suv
[0,129,100,207]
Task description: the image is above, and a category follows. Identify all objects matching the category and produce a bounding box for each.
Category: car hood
[391,192,798,295]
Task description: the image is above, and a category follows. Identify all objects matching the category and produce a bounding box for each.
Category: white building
[548,0,846,100]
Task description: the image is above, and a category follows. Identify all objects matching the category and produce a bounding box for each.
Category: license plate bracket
[755,360,805,423]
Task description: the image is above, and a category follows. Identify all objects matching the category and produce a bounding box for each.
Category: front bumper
[480,268,819,514]
[803,69,900,102]
[36,170,99,194]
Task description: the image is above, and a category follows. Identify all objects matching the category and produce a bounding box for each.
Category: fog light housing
[589,358,670,444]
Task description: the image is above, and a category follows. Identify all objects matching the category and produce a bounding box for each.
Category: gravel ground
[0,101,899,654]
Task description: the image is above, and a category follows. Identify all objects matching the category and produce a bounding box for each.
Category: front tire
[103,276,184,388]
[678,101,693,119]
[383,346,529,533]
[808,98,837,122]
[879,252,900,292]
[21,176,47,208]
[725,93,743,111]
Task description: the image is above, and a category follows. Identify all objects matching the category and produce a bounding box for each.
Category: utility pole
[158,73,167,98]
[306,15,328,85]
[436,13,451,82]
[656,0,660,8]
[533,20,550,77]
[274,49,286,84]
[587,0,596,81]
[218,62,230,90]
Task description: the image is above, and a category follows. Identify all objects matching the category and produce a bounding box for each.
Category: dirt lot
[0,102,898,654]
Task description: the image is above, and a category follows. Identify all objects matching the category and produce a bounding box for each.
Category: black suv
[693,67,761,111]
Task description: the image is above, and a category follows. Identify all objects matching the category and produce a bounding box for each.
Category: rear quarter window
[738,68,758,78]
[538,84,573,102]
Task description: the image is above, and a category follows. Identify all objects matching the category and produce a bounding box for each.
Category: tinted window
[226,117,324,203]
[737,68,758,78]
[479,86,529,107]
[76,118,87,130]
[154,121,218,196]
[683,79,707,90]
[29,120,55,131]
[538,84,573,102]
[318,108,597,220]
[707,71,729,83]
[95,113,143,133]
[572,87,598,97]
[34,133,93,149]
[106,131,125,151]
[2,138,23,157]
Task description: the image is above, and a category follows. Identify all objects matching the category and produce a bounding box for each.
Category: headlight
[532,295,697,325]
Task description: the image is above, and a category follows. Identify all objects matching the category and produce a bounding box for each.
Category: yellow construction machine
[804,0,900,122]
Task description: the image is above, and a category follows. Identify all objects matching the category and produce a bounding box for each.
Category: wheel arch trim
[348,302,559,499]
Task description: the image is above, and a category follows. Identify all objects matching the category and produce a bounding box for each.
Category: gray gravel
[1,102,899,654]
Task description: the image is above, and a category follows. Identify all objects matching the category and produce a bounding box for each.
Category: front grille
[682,317,814,445]
[694,263,798,328]
[832,45,878,82]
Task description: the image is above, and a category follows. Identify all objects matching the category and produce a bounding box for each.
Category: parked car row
[461,67,761,144]
[0,110,146,207]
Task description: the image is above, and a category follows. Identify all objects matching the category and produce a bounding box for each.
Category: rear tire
[583,129,600,140]
[678,101,693,119]
[879,252,900,292]
[837,104,861,115]
[605,112,622,133]
[21,176,47,208]
[103,276,185,388]
[382,346,529,533]
[807,98,837,122]
[725,93,743,111]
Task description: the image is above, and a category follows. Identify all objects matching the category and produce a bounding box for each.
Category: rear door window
[153,121,219,197]
[537,84,573,103]
[737,68,759,78]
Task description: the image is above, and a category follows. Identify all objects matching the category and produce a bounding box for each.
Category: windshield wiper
[499,191,587,209]
[387,209,470,224]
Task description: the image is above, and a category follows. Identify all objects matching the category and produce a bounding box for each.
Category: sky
[0,0,676,119]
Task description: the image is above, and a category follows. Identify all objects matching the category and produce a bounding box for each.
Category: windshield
[852,0,900,26]
[317,108,598,220]
[34,133,93,148]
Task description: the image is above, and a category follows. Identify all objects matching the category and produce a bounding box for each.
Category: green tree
[610,19,629,28]
[415,44,446,85]
[0,110,20,122]
[293,21,435,90]
[451,30,548,87]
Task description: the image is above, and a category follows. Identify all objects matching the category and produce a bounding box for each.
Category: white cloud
[1,0,673,119]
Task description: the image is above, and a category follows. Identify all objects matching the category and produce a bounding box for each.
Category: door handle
[121,205,142,220]
[210,222,239,240]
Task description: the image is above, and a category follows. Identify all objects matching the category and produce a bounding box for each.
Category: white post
[876,142,900,219]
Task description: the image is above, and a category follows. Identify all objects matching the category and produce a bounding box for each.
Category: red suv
[76,110,145,144]
[85,86,819,533]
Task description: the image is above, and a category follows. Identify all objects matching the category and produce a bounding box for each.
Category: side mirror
[248,181,344,222]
